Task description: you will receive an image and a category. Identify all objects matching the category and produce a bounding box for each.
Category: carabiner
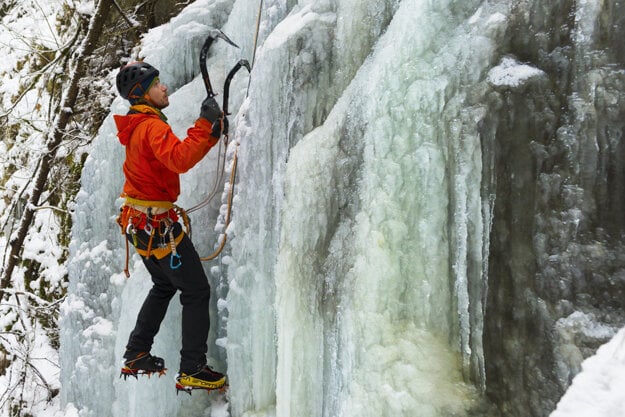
[170,253,182,270]
[126,222,138,247]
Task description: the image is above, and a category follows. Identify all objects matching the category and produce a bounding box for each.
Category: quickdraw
[165,218,182,269]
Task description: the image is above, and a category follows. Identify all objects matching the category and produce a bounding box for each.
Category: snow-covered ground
[550,327,625,417]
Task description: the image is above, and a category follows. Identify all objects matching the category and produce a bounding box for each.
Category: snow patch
[487,56,545,87]
[551,326,625,417]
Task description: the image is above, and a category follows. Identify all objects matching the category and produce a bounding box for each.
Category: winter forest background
[1,0,625,416]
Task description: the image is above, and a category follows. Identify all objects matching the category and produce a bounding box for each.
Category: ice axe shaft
[200,29,240,97]
[223,59,251,116]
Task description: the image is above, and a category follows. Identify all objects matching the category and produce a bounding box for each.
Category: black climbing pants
[124,222,210,372]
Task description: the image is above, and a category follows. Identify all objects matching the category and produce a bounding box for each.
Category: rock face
[484,1,625,415]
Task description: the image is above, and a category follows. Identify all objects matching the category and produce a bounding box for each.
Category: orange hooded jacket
[114,106,219,202]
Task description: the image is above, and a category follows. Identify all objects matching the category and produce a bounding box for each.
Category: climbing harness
[117,198,188,277]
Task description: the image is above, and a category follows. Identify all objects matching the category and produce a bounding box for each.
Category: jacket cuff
[196,117,212,131]
[196,117,221,139]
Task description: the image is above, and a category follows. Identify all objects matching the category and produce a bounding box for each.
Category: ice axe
[218,59,251,137]
[222,59,251,116]
[200,29,240,98]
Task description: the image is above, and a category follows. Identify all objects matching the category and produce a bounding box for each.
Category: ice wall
[227,0,507,415]
[60,0,625,416]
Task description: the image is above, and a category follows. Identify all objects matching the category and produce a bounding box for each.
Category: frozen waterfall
[59,0,625,416]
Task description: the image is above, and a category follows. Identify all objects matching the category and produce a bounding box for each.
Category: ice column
[274,0,509,416]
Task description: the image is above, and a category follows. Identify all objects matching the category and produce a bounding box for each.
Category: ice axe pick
[200,29,240,98]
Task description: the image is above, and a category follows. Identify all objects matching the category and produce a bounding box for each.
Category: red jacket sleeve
[147,118,219,173]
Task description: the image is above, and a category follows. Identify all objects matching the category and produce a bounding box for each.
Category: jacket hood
[114,113,153,146]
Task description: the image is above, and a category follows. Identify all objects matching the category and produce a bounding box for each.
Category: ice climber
[113,61,226,392]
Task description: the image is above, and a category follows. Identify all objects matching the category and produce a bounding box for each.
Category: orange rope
[200,142,238,261]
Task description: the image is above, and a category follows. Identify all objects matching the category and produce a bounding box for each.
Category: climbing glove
[200,96,221,122]
[200,96,225,137]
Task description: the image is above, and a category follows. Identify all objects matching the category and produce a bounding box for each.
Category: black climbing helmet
[116,62,160,99]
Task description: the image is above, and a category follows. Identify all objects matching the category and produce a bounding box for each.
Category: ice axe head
[208,29,240,49]
[200,29,240,97]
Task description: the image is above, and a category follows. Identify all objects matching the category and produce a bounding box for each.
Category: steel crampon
[120,366,167,380]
